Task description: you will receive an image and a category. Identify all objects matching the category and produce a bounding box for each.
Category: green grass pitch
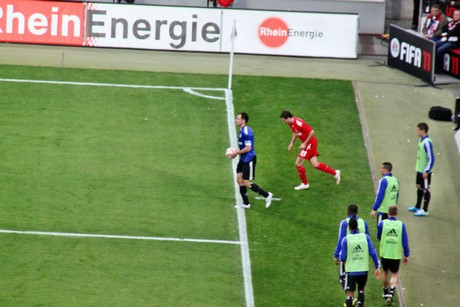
[0,64,396,306]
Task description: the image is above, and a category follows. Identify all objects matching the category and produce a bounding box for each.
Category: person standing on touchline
[408,122,434,217]
[228,112,273,209]
[370,162,399,227]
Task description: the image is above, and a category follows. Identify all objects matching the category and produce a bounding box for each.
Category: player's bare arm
[288,133,297,151]
[403,256,409,265]
[374,268,382,280]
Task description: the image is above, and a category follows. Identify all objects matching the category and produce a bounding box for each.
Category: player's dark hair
[382,162,393,172]
[348,204,358,216]
[348,218,358,231]
[431,3,440,9]
[388,205,398,216]
[417,122,429,133]
[280,110,293,119]
[239,112,249,123]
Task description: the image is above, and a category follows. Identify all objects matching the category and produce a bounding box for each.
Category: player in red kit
[280,110,341,190]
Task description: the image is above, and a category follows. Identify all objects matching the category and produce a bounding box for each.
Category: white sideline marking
[0,229,240,245]
[255,196,282,201]
[0,78,226,100]
[225,89,255,307]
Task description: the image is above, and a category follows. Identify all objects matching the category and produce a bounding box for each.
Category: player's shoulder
[242,125,254,136]
[294,117,310,129]
[293,117,305,125]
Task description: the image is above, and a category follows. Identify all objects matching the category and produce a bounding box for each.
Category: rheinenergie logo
[258,17,289,48]
[258,17,325,49]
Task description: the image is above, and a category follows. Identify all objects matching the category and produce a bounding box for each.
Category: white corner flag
[231,19,238,40]
[228,19,237,90]
[455,129,460,153]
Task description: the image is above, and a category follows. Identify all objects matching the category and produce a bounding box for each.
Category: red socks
[316,163,336,176]
[296,165,308,184]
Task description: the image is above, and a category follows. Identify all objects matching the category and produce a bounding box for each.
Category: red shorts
[298,138,319,160]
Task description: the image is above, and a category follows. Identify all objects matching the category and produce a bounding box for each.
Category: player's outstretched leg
[249,183,274,208]
[316,163,341,184]
[310,157,341,185]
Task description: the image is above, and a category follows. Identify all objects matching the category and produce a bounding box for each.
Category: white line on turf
[255,196,282,201]
[0,78,226,100]
[352,81,407,307]
[183,88,225,100]
[225,89,255,307]
[0,229,240,245]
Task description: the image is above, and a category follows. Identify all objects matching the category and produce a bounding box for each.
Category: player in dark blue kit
[228,112,273,209]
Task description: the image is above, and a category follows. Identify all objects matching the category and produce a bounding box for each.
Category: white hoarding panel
[84,4,358,58]
[222,10,358,58]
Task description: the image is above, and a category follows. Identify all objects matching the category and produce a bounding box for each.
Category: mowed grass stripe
[0,80,238,241]
[0,233,245,306]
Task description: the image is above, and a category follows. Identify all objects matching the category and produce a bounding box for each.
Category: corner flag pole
[228,19,237,90]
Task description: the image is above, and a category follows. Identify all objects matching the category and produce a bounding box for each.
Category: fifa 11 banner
[387,24,435,83]
[0,0,359,58]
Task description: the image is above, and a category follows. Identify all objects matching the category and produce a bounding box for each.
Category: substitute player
[377,206,410,306]
[370,162,399,227]
[340,218,381,307]
[228,112,273,209]
[334,204,370,289]
[408,122,434,217]
[280,110,340,190]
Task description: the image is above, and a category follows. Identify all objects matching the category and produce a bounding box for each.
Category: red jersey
[289,117,317,144]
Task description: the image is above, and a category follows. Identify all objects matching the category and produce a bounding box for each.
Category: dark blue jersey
[238,125,256,163]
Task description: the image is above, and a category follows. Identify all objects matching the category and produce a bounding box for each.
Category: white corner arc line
[183,88,225,100]
[225,88,255,307]
[0,229,240,245]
